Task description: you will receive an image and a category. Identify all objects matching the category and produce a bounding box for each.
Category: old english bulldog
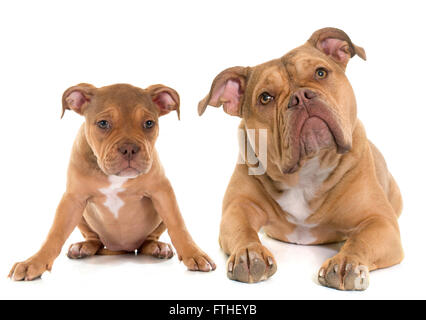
[9,83,215,281]
[198,28,403,290]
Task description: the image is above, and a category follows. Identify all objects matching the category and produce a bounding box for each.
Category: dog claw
[228,261,234,272]
[181,249,216,272]
[318,255,370,291]
[67,240,102,259]
[138,240,174,259]
[227,243,277,283]
[9,256,52,281]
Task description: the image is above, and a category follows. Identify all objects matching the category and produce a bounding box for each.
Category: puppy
[9,83,215,281]
[198,28,403,290]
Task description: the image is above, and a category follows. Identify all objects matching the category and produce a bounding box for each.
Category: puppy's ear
[198,66,250,117]
[62,83,96,118]
[307,27,366,69]
[146,84,180,120]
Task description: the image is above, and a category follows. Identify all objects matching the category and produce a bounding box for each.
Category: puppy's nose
[288,89,317,108]
[118,143,140,160]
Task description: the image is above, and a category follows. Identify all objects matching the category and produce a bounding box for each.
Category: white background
[1,0,425,300]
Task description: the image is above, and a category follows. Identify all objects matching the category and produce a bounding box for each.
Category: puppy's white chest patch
[99,176,129,219]
[273,158,335,244]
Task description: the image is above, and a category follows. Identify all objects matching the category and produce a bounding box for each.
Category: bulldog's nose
[288,89,317,108]
[118,143,140,160]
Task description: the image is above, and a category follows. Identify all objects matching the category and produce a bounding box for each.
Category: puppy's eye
[315,68,328,79]
[97,120,111,130]
[144,120,155,129]
[259,92,274,105]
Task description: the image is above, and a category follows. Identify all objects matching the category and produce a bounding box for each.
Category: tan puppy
[198,28,403,290]
[9,83,215,281]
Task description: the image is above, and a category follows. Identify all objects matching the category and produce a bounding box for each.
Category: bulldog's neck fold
[254,120,366,221]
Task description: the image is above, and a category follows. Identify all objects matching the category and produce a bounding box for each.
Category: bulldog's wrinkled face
[199,28,366,174]
[62,83,180,177]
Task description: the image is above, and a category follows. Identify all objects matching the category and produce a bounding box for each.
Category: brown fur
[199,28,403,290]
[9,83,215,281]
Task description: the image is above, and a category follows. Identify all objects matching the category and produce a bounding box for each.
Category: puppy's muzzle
[118,143,140,161]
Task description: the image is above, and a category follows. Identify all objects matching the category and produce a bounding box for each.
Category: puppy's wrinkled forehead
[62,82,180,120]
[88,84,157,119]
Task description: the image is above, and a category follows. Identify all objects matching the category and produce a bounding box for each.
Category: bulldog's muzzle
[283,88,351,173]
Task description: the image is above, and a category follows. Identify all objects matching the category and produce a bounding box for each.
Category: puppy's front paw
[138,240,174,259]
[9,255,53,281]
[318,254,369,291]
[67,240,103,259]
[227,243,277,283]
[180,246,216,272]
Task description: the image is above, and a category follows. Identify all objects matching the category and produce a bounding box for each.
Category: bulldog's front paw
[179,246,216,272]
[138,240,174,259]
[227,243,277,283]
[9,255,53,281]
[318,254,369,291]
[67,240,103,259]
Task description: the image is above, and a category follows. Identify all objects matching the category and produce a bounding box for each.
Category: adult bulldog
[198,28,403,290]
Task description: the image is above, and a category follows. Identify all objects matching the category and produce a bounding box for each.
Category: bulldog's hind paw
[67,240,102,259]
[138,240,174,259]
[227,243,277,283]
[318,255,369,291]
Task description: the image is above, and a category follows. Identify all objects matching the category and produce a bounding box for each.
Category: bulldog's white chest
[98,176,129,219]
[273,158,335,244]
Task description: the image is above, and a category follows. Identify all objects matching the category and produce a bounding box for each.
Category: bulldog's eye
[143,120,155,129]
[259,92,274,105]
[315,68,328,79]
[97,120,111,130]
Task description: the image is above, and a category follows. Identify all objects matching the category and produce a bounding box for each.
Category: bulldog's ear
[198,66,250,117]
[146,84,180,120]
[308,27,366,69]
[62,83,96,118]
